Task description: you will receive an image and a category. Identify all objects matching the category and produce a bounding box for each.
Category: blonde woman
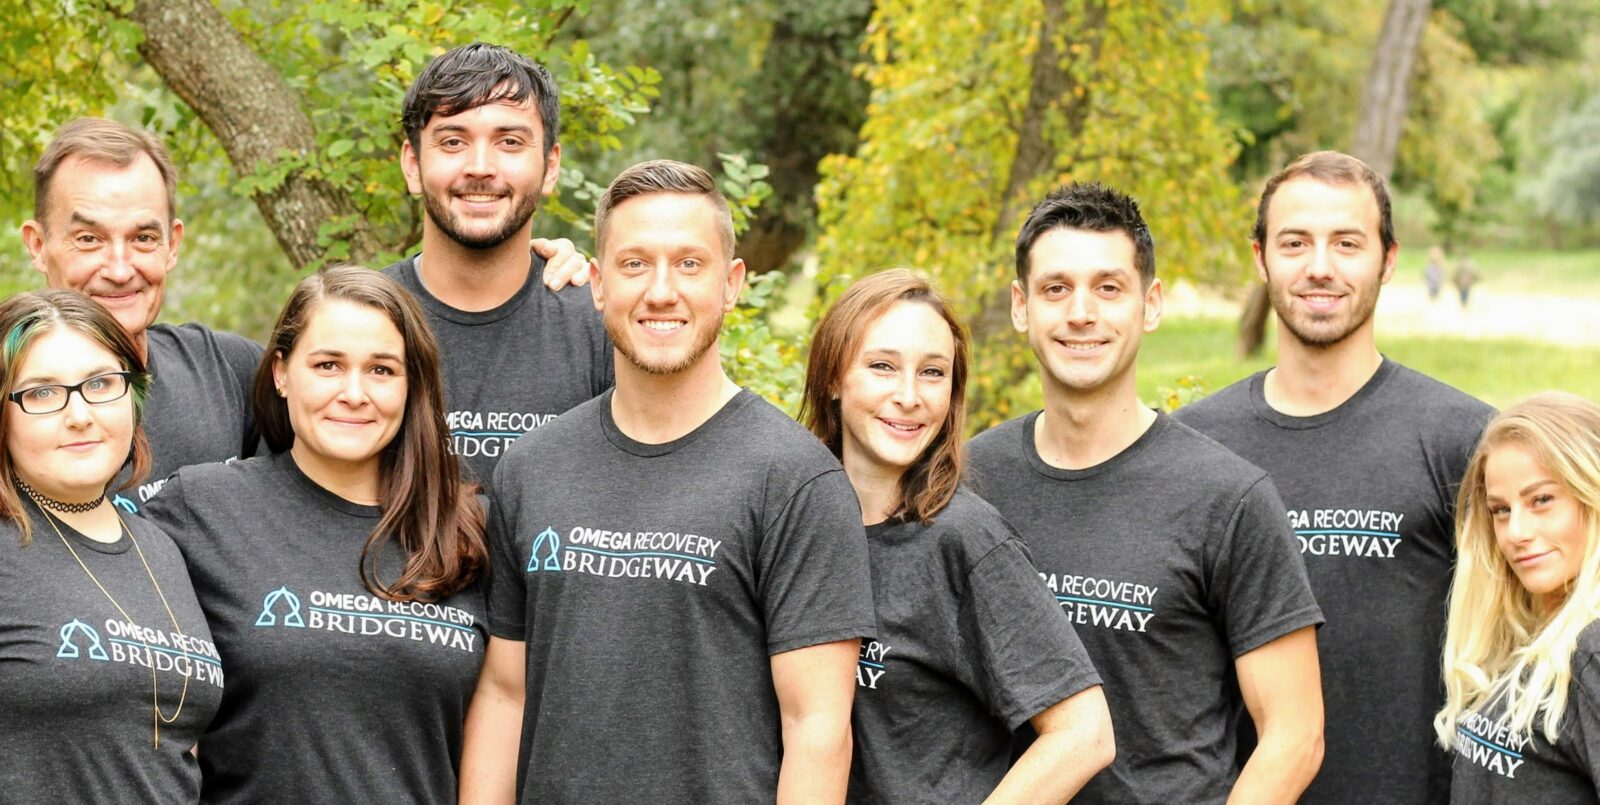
[1437,392,1600,802]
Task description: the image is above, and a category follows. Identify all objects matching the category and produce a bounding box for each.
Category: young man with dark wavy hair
[969,181,1326,804]
[385,42,610,482]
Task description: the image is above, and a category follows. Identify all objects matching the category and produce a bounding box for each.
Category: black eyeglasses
[6,372,134,415]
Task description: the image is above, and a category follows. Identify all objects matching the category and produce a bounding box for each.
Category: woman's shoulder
[921,488,1027,566]
[1575,620,1600,666]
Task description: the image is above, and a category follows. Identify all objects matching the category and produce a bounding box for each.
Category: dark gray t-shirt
[487,388,876,803]
[382,254,613,484]
[142,452,487,805]
[846,488,1101,805]
[1450,622,1600,804]
[114,322,263,514]
[0,503,224,804]
[1177,358,1495,805]
[968,411,1324,805]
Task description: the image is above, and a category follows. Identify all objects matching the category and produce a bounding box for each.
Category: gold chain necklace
[42,505,192,749]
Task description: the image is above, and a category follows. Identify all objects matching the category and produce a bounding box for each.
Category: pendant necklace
[39,501,192,749]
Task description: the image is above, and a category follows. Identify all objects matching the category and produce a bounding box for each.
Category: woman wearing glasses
[0,290,223,803]
[142,267,486,803]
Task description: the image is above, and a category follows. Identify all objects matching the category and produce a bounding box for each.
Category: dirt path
[1163,280,1600,348]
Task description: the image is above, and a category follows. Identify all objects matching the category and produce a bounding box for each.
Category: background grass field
[1138,316,1600,410]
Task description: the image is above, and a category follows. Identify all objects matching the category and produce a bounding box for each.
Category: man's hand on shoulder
[535,237,590,290]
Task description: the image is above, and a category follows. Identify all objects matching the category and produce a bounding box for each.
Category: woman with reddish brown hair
[801,268,1115,804]
[142,266,486,804]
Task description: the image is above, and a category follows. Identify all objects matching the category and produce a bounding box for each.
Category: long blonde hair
[1436,393,1600,746]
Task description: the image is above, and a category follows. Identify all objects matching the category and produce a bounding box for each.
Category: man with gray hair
[462,159,874,804]
[21,117,261,510]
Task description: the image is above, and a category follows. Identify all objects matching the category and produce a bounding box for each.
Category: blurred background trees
[2,0,1596,416]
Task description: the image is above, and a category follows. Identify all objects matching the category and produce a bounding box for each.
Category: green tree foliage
[0,0,659,338]
[815,0,1246,427]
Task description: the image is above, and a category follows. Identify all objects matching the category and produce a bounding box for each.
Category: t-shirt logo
[252,585,479,652]
[1456,711,1530,779]
[111,494,138,514]
[1040,571,1159,632]
[256,586,308,628]
[448,410,557,459]
[529,527,562,572]
[55,617,226,686]
[1289,508,1405,559]
[857,640,890,689]
[525,524,722,587]
[57,618,110,660]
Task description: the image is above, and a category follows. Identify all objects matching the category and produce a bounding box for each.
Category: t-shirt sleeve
[484,490,528,641]
[1566,649,1600,784]
[138,472,194,555]
[1209,476,1325,658]
[964,537,1102,730]
[216,332,267,459]
[756,469,875,655]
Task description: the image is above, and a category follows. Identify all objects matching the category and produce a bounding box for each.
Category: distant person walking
[1454,255,1480,308]
[1425,246,1447,301]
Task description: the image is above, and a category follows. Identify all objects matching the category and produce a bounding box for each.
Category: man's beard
[422,182,539,250]
[605,312,724,376]
[1265,264,1381,349]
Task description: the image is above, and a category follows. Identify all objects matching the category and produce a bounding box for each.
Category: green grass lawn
[1394,247,1600,296]
[1139,316,1600,410]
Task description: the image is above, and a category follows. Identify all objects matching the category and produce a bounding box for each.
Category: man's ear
[588,258,604,311]
[723,258,747,312]
[166,218,184,272]
[1380,241,1399,285]
[401,140,423,195]
[541,143,562,196]
[1010,280,1028,334]
[21,220,48,277]
[1143,277,1163,334]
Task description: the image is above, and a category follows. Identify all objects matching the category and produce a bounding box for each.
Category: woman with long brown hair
[801,269,1114,804]
[0,290,223,803]
[142,266,486,804]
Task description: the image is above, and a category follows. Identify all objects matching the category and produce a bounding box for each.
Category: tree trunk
[1350,0,1432,177]
[739,1,874,274]
[1238,0,1431,357]
[970,0,1109,342]
[126,0,383,269]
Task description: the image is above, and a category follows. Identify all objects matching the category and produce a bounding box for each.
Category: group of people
[3,39,1598,805]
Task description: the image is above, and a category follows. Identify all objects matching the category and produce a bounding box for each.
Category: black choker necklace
[14,477,103,514]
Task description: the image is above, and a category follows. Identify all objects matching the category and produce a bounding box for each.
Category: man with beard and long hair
[1176,151,1496,804]
[460,160,874,804]
[384,43,613,483]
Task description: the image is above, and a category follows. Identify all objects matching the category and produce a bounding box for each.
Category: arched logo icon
[57,619,110,661]
[256,586,307,627]
[112,494,138,514]
[528,527,562,572]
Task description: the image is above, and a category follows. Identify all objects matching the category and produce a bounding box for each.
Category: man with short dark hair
[968,182,1326,803]
[460,159,874,804]
[1176,151,1496,804]
[384,42,611,483]
[21,117,261,510]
